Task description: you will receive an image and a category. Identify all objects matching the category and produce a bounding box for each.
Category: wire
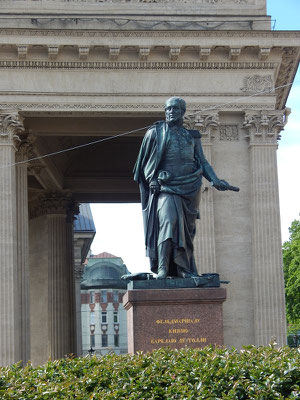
[186,81,296,118]
[0,124,152,169]
[0,79,298,170]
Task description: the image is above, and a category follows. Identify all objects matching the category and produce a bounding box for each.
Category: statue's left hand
[149,180,161,195]
[212,179,230,191]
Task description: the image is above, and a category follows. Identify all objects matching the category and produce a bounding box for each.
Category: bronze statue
[134,97,239,279]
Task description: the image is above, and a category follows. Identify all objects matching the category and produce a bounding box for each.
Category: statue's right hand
[149,180,161,195]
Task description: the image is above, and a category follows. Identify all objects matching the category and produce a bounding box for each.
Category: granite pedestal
[123,285,227,353]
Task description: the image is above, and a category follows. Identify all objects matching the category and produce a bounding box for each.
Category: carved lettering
[178,337,207,344]
[150,338,177,344]
[168,329,189,334]
[156,318,200,324]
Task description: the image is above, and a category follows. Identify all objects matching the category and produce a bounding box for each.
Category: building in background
[81,252,130,356]
[74,203,96,356]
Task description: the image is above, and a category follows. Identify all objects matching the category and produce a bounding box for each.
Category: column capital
[30,191,79,220]
[243,109,290,146]
[74,264,85,280]
[16,134,37,163]
[0,111,25,148]
[184,111,219,143]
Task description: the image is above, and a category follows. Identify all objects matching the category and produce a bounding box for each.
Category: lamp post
[88,347,95,357]
[89,324,96,356]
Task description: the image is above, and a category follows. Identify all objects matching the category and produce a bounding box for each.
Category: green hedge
[0,346,299,399]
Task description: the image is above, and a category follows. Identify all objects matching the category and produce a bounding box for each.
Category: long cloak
[133,121,218,274]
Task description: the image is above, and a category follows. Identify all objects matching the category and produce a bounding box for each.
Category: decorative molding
[243,109,289,145]
[259,47,271,61]
[199,47,211,60]
[139,47,150,61]
[48,45,59,60]
[78,46,89,60]
[275,47,300,109]
[0,60,276,71]
[241,75,274,94]
[219,124,239,141]
[0,29,299,39]
[0,102,275,113]
[17,45,28,60]
[229,47,241,60]
[29,191,79,220]
[109,47,120,60]
[0,112,24,147]
[169,47,181,60]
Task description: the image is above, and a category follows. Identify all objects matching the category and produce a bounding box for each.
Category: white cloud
[90,203,150,274]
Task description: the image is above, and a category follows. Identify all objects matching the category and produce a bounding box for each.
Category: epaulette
[188,129,202,138]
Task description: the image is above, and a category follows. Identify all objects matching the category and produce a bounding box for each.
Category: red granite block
[123,288,226,353]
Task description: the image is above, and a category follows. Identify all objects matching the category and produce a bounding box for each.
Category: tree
[283,219,300,327]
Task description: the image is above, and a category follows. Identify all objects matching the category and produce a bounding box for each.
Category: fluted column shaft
[194,143,217,273]
[188,112,219,273]
[48,214,71,358]
[30,193,78,360]
[16,145,30,364]
[250,144,286,345]
[245,110,288,346]
[0,112,24,366]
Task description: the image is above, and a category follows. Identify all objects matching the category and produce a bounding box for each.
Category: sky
[90,0,300,273]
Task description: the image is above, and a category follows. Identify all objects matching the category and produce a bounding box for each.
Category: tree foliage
[0,346,299,399]
[283,219,300,324]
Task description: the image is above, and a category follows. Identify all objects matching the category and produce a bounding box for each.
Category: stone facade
[0,0,299,365]
[81,253,129,356]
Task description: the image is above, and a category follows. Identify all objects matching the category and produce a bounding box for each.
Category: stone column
[30,193,79,360]
[185,112,219,274]
[243,109,288,346]
[74,239,85,357]
[15,138,32,364]
[0,111,24,365]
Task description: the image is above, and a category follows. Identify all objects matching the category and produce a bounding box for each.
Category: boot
[156,265,168,279]
[156,239,172,279]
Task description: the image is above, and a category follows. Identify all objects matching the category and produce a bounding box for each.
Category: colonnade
[0,111,79,365]
[0,108,288,366]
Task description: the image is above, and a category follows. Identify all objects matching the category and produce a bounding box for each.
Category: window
[90,335,95,347]
[102,334,108,347]
[90,291,95,304]
[113,311,118,323]
[101,290,107,303]
[114,334,119,347]
[113,291,119,303]
[101,311,107,323]
[90,312,95,325]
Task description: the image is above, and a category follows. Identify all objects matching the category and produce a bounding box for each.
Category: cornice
[0,29,299,39]
[0,102,274,115]
[275,47,300,110]
[0,60,276,71]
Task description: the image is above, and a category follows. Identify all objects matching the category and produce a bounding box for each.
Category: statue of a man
[134,97,235,279]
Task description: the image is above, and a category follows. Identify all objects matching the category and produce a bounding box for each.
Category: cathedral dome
[89,262,121,280]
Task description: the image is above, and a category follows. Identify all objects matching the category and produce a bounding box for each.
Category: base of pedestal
[123,287,226,354]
